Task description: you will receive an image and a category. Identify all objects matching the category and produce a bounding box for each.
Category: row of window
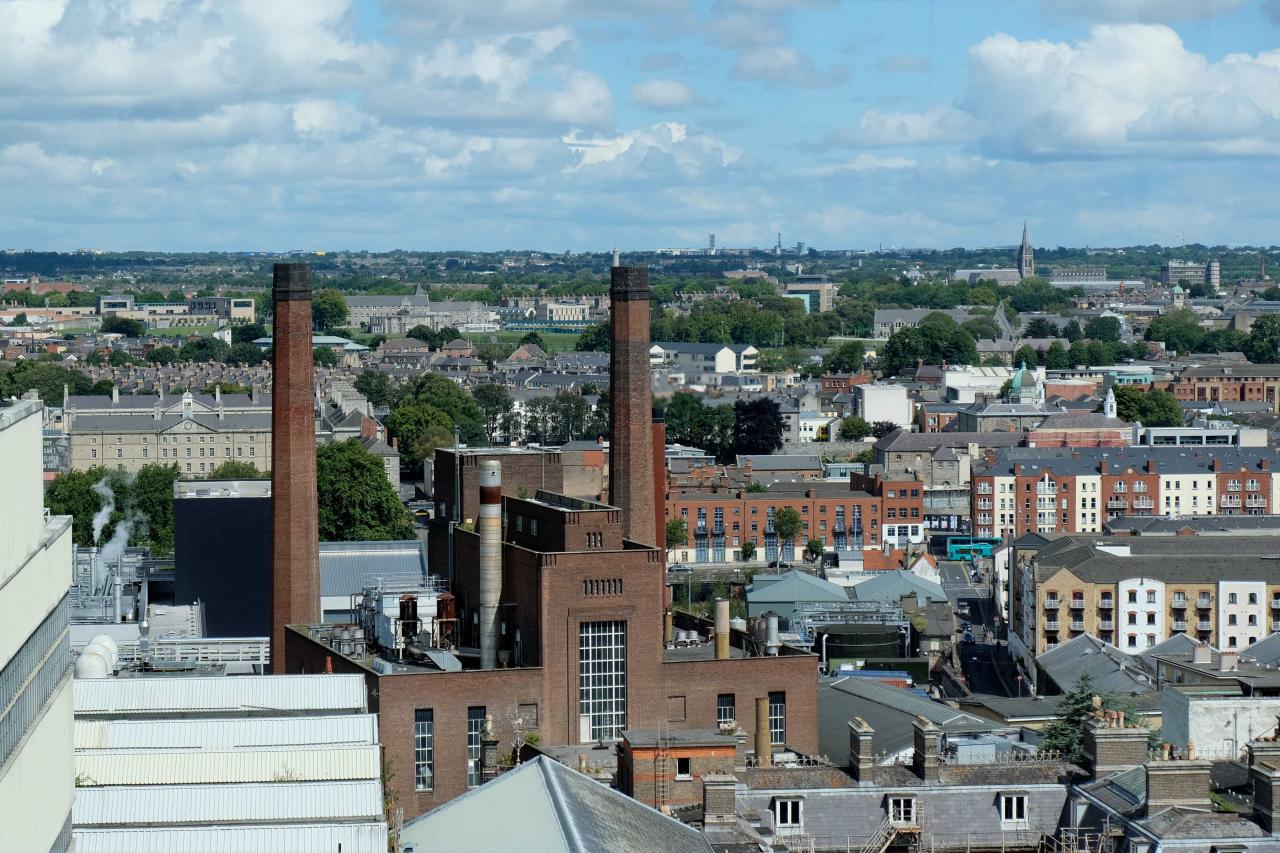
[90,446,255,460]
[90,433,258,444]
[414,706,489,791]
[771,793,1028,832]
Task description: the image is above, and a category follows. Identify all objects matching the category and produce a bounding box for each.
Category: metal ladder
[654,727,671,812]
[858,816,899,853]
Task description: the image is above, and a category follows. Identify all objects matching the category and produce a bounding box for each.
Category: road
[938,559,1019,697]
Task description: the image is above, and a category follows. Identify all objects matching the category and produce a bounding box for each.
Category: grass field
[465,330,582,352]
[148,324,218,337]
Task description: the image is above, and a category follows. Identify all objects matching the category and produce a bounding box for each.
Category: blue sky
[2,0,1279,252]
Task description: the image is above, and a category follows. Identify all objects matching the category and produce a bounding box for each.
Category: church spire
[1017,220,1034,280]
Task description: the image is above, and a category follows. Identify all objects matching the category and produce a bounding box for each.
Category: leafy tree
[100,316,147,337]
[519,332,546,349]
[387,403,455,466]
[575,321,611,353]
[146,345,178,365]
[854,446,874,464]
[87,379,115,396]
[665,518,688,556]
[773,507,802,552]
[313,346,339,367]
[962,317,1001,341]
[1062,319,1084,342]
[354,369,395,408]
[732,397,784,456]
[44,463,179,556]
[823,341,866,374]
[805,538,825,560]
[398,373,485,445]
[1084,316,1121,343]
[0,360,90,403]
[1013,345,1039,368]
[664,392,735,461]
[1043,341,1071,370]
[1108,386,1182,427]
[838,415,871,441]
[130,463,181,557]
[472,384,514,443]
[1145,309,1204,355]
[316,439,415,541]
[227,341,264,365]
[879,326,927,375]
[1023,317,1058,339]
[206,460,266,479]
[178,337,230,363]
[232,322,268,344]
[45,467,115,547]
[1246,315,1280,364]
[1199,328,1247,354]
[311,288,348,331]
[1188,281,1213,298]
[205,382,251,395]
[108,349,136,367]
[871,421,899,440]
[11,312,29,326]
[1039,672,1147,762]
[406,325,438,346]
[740,540,756,561]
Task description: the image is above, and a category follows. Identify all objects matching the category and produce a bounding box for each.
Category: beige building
[65,387,272,475]
[1009,535,1280,689]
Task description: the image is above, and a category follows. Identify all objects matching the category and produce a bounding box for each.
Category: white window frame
[1000,793,1028,828]
[414,709,434,791]
[889,796,917,825]
[772,798,803,830]
[675,756,692,780]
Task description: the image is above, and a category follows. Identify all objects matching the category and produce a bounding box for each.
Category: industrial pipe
[714,598,730,660]
[663,609,674,645]
[478,460,503,670]
[754,696,772,767]
[766,614,779,656]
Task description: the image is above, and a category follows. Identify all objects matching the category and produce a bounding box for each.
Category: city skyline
[3,0,1280,252]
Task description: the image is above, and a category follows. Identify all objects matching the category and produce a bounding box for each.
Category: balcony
[1037,498,1057,511]
[1271,597,1280,610]
[1172,620,1188,632]
[1036,484,1057,496]
[1227,482,1242,492]
[1197,620,1212,632]
[977,484,993,494]
[1172,596,1188,609]
[1133,483,1148,493]
[1044,597,1061,610]
[1069,598,1086,610]
[1273,621,1280,633]
[1197,595,1213,608]
[976,499,992,510]
[712,523,725,535]
[1133,498,1155,510]
[1044,621,1060,631]
[1107,498,1128,509]
[1098,597,1114,610]
[1247,497,1267,508]
[1112,483,1127,494]
[1099,619,1115,630]
[1221,497,1242,508]
[1070,621,1085,631]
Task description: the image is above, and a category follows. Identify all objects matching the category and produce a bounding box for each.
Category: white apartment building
[854,384,911,430]
[0,400,75,851]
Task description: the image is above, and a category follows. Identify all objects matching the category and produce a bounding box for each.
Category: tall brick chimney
[270,262,320,672]
[608,264,656,547]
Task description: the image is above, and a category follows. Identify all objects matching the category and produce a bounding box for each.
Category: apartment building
[1170,364,1280,409]
[188,296,256,323]
[649,341,759,374]
[665,473,926,563]
[1008,535,1280,684]
[972,447,1280,539]
[65,387,272,474]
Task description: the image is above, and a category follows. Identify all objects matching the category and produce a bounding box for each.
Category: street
[938,559,1018,697]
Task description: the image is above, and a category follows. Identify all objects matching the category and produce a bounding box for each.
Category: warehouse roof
[73,779,383,826]
[319,540,427,597]
[818,677,993,761]
[74,744,381,786]
[976,445,1280,477]
[73,823,387,853]
[74,674,367,717]
[1038,634,1154,697]
[75,713,378,752]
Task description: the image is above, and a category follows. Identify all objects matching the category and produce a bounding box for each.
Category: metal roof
[1037,633,1154,696]
[75,744,381,786]
[75,713,378,752]
[74,674,367,717]
[319,540,427,597]
[73,823,388,853]
[73,780,383,826]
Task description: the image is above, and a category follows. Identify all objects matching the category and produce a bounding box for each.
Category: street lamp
[1016,674,1024,698]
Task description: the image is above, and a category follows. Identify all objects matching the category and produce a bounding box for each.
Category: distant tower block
[608,265,657,547]
[709,233,716,252]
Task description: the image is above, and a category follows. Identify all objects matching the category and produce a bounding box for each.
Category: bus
[945,536,1002,561]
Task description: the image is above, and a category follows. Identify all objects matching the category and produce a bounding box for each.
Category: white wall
[1218,581,1268,651]
[855,385,910,429]
[1117,577,1165,652]
[0,680,74,853]
[1163,689,1280,757]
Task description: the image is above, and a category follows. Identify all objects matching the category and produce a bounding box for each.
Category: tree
[1062,319,1084,343]
[354,369,394,408]
[312,346,339,367]
[100,316,147,337]
[665,518,688,559]
[838,415,871,441]
[732,397,784,456]
[45,467,115,547]
[11,312,29,327]
[1039,672,1146,762]
[879,326,926,375]
[44,463,180,556]
[1013,345,1039,368]
[470,384,513,444]
[108,349,136,367]
[1043,341,1071,370]
[232,322,268,344]
[962,317,1001,341]
[205,381,251,395]
[1246,315,1280,364]
[316,439,415,541]
[1023,317,1058,339]
[740,540,757,561]
[823,341,866,374]
[575,321,611,352]
[664,392,735,461]
[1109,385,1182,427]
[178,337,230,363]
[871,421,899,440]
[311,288,348,331]
[406,325,438,346]
[0,360,90,404]
[1085,316,1121,343]
[227,341,265,366]
[773,507,802,555]
[519,332,546,349]
[387,403,455,467]
[146,345,178,365]
[805,538,825,561]
[1200,328,1247,354]
[88,379,115,396]
[206,460,266,479]
[398,373,485,445]
[1145,309,1204,355]
[130,463,181,557]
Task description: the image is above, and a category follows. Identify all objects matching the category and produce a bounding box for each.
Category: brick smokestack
[608,264,656,546]
[271,262,320,672]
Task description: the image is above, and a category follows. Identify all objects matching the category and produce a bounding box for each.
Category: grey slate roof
[876,429,1023,452]
[818,676,994,761]
[1027,535,1280,584]
[1243,633,1280,667]
[70,413,272,432]
[1105,514,1280,535]
[318,540,427,597]
[850,570,946,605]
[1037,634,1154,697]
[398,756,711,853]
[977,445,1280,477]
[736,454,823,471]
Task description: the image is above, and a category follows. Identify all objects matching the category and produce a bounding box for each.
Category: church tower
[1017,221,1035,279]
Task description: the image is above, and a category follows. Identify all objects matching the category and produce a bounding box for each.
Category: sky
[3,0,1280,253]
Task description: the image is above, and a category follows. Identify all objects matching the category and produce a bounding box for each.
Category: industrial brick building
[281,264,819,821]
[1170,363,1280,408]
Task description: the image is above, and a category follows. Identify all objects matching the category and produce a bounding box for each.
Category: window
[1127,634,1137,648]
[467,706,486,787]
[116,448,122,459]
[1229,614,1238,626]
[1128,591,1138,603]
[768,691,786,745]
[772,798,802,829]
[889,797,917,825]
[1229,636,1238,647]
[1249,614,1258,626]
[414,709,434,791]
[675,757,692,780]
[1229,592,1238,604]
[579,620,627,741]
[1146,613,1156,625]
[717,694,735,726]
[1146,590,1157,604]
[1000,793,1028,826]
[1250,593,1259,605]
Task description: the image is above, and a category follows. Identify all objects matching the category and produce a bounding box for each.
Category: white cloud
[733,46,847,86]
[631,79,702,109]
[1042,0,1248,21]
[836,106,979,147]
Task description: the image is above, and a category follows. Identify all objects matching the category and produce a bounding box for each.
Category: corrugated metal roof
[73,823,387,853]
[74,780,383,826]
[75,713,378,751]
[74,674,367,716]
[319,540,426,597]
[75,744,381,786]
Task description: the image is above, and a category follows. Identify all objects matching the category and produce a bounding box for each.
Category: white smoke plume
[99,517,132,569]
[90,477,115,544]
